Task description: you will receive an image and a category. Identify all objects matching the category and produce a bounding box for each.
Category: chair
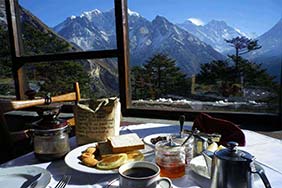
[0,82,80,163]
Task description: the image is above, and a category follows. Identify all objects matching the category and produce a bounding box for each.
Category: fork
[54,175,71,188]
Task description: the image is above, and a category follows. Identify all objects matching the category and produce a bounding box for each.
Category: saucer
[106,178,171,188]
[0,166,51,188]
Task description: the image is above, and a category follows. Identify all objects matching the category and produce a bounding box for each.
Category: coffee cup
[118,161,172,188]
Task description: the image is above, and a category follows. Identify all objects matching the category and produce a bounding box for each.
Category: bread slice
[108,133,145,153]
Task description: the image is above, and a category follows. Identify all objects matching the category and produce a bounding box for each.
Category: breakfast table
[1,123,282,188]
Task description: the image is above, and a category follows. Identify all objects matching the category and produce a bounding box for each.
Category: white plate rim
[64,142,118,174]
[106,177,171,188]
[143,133,174,148]
[0,165,51,188]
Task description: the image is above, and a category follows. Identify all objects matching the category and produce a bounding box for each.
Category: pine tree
[0,26,14,95]
[225,36,262,90]
[0,26,12,78]
[131,53,188,99]
[197,37,277,97]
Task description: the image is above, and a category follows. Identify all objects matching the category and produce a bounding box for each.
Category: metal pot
[33,125,71,161]
[31,104,71,161]
[209,141,271,188]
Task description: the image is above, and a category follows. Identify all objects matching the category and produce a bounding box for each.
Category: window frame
[5,0,129,100]
[5,0,282,129]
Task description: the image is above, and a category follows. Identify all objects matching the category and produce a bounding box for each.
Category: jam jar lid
[155,140,184,153]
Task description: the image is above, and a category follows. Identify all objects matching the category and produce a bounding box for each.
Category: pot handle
[10,129,34,140]
[251,163,272,188]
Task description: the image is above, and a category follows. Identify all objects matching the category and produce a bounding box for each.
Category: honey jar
[155,140,186,178]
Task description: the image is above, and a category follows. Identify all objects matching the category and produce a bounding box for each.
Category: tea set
[108,127,272,188]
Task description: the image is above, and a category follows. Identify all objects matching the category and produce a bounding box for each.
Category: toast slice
[108,133,145,153]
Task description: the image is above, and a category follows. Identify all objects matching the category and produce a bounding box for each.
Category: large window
[2,0,281,128]
[126,0,282,127]
[3,0,124,100]
[19,0,117,55]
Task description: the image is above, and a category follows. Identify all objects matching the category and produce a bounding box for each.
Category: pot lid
[35,103,62,117]
[33,103,67,130]
[33,117,67,130]
[215,141,254,162]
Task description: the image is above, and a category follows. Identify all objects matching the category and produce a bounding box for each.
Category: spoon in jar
[181,129,199,147]
[179,115,185,138]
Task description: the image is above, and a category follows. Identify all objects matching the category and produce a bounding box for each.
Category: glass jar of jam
[172,134,194,166]
[155,140,186,178]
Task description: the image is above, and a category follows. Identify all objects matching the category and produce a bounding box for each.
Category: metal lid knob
[227,141,239,152]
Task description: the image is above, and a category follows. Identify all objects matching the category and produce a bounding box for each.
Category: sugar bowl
[32,104,71,161]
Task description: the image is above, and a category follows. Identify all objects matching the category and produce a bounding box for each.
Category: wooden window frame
[5,0,128,99]
[5,0,282,129]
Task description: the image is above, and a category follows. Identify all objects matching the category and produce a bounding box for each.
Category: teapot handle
[251,163,272,188]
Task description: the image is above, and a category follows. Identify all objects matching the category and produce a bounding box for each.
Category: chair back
[0,82,80,163]
[0,82,80,126]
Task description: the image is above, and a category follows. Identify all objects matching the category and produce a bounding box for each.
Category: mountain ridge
[53,8,281,79]
[54,9,225,75]
[177,19,253,53]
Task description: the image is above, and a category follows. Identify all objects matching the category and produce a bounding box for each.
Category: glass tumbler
[193,135,208,157]
[155,140,186,178]
[172,135,194,166]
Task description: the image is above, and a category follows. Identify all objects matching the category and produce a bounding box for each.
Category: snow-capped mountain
[54,9,224,75]
[251,18,282,57]
[54,9,116,50]
[53,8,281,79]
[247,18,282,81]
[178,19,254,53]
[129,15,224,74]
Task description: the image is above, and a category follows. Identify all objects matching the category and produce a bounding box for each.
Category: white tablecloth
[1,123,282,188]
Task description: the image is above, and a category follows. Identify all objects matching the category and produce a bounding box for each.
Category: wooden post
[191,74,196,95]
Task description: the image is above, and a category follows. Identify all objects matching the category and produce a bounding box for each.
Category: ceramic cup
[118,161,172,188]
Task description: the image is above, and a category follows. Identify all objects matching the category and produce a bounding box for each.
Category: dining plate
[0,165,51,188]
[190,155,210,179]
[65,142,119,174]
[143,133,174,148]
[106,178,172,188]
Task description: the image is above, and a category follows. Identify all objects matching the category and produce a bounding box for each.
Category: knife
[21,173,42,188]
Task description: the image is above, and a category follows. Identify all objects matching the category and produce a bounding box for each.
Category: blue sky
[19,0,282,36]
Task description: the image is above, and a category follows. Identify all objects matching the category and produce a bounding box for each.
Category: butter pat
[108,133,145,153]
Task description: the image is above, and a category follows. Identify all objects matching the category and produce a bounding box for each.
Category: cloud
[187,18,204,26]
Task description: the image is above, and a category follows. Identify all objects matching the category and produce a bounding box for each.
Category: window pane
[128,1,281,114]
[0,1,15,97]
[23,58,119,98]
[19,0,116,55]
